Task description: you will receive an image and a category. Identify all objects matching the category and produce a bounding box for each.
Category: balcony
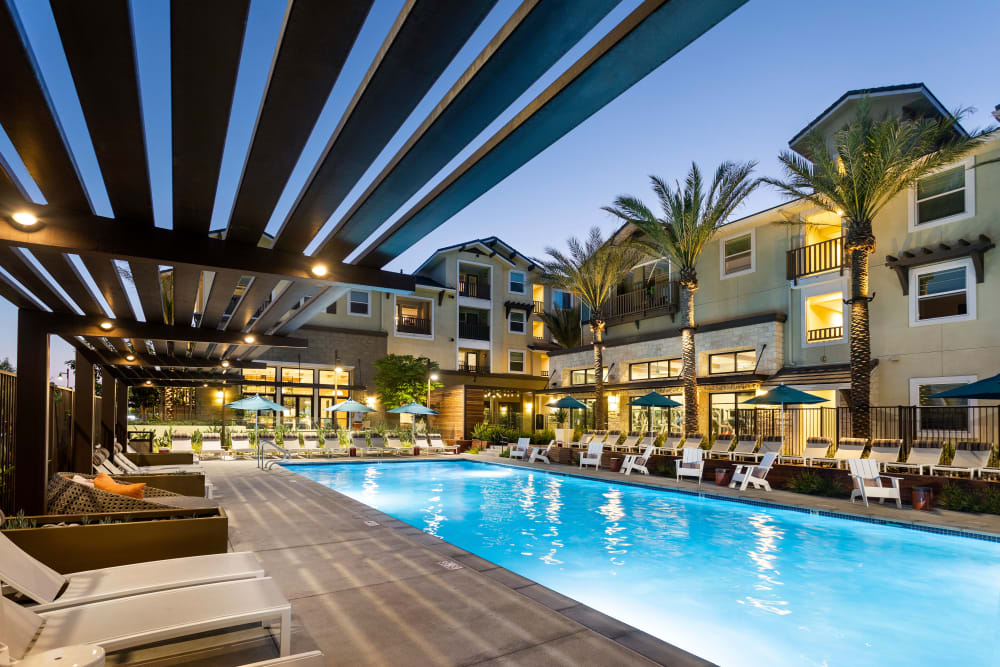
[786,237,845,283]
[458,278,490,299]
[806,325,843,343]
[603,278,679,324]
[396,315,431,336]
[532,300,545,314]
[458,322,490,340]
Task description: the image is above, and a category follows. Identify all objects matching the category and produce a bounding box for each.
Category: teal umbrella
[546,396,588,431]
[931,373,1000,400]
[388,402,440,439]
[324,399,375,437]
[742,384,828,406]
[225,394,287,464]
[627,391,682,434]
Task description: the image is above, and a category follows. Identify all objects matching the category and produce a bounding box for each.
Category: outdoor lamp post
[334,364,343,430]
[216,389,226,442]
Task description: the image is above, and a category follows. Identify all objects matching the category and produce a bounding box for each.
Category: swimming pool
[287,460,1000,666]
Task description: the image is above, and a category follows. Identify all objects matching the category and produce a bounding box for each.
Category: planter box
[454,439,472,453]
[3,507,228,573]
[127,452,195,466]
[111,472,206,497]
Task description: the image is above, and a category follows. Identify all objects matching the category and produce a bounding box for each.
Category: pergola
[0,0,745,512]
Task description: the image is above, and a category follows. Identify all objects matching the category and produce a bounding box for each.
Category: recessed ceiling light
[202,383,208,388]
[221,360,231,368]
[244,334,255,344]
[12,211,37,226]
[311,263,328,277]
[125,354,135,361]
[144,380,152,385]
[98,320,113,331]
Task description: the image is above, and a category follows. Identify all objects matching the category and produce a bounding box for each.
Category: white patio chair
[730,452,777,491]
[782,437,832,466]
[727,436,759,461]
[868,438,902,471]
[675,447,704,484]
[847,458,902,508]
[1,578,291,661]
[579,440,603,470]
[0,532,265,612]
[614,432,640,453]
[883,440,943,475]
[657,433,683,455]
[831,437,868,469]
[931,441,992,479]
[623,444,655,476]
[529,440,555,463]
[351,433,369,454]
[428,433,459,454]
[509,437,531,460]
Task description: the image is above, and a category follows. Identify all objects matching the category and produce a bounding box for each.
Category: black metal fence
[728,406,1000,462]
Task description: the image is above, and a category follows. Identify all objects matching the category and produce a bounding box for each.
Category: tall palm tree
[604,162,760,433]
[539,228,641,428]
[536,305,582,349]
[763,99,987,437]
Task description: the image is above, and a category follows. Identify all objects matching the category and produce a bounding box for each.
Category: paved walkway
[110,459,700,666]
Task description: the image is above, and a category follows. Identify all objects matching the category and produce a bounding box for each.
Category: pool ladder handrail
[259,438,291,470]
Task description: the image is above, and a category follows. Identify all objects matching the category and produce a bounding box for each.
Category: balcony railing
[457,360,487,373]
[396,315,431,335]
[458,278,490,299]
[458,322,490,340]
[603,278,679,324]
[806,325,843,343]
[786,237,845,283]
[532,300,545,313]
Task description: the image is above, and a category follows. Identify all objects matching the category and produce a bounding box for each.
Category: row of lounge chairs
[0,532,321,662]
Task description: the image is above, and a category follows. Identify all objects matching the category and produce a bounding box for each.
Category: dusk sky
[0,0,996,382]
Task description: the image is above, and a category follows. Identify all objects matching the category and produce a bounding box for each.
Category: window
[721,230,754,277]
[243,367,275,384]
[629,396,682,432]
[508,310,525,334]
[508,270,526,294]
[909,259,975,326]
[629,358,681,381]
[911,158,974,228]
[910,376,975,433]
[709,350,756,374]
[281,368,314,384]
[552,290,572,310]
[804,291,844,343]
[709,391,756,436]
[508,350,525,373]
[318,369,350,387]
[348,290,370,316]
[395,296,432,336]
[571,368,596,385]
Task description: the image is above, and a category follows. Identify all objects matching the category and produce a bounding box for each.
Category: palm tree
[539,228,642,429]
[763,99,987,437]
[604,162,760,433]
[536,305,582,349]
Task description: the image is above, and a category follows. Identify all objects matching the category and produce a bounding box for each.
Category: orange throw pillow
[93,473,146,500]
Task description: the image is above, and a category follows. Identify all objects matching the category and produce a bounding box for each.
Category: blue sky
[0,0,996,380]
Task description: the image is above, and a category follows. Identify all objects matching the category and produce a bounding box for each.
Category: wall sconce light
[365,395,376,408]
[524,402,532,413]
[125,354,135,361]
[607,395,619,410]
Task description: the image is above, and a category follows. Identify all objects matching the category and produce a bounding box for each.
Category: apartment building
[541,84,998,436]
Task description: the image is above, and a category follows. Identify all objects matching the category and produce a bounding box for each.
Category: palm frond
[536,305,582,349]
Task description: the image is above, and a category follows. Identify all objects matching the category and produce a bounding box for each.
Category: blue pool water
[287,460,1000,666]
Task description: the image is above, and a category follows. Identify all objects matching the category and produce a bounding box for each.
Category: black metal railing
[539,370,549,377]
[806,326,843,342]
[458,322,489,340]
[532,300,545,313]
[722,405,1000,463]
[604,278,679,323]
[457,361,487,373]
[396,315,431,335]
[459,278,490,299]
[786,237,845,283]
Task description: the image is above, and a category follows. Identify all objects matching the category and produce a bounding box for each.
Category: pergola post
[100,370,116,459]
[14,309,50,515]
[115,380,127,448]
[71,350,94,473]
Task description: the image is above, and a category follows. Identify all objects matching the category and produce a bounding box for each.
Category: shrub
[784,471,848,498]
[298,432,305,447]
[531,429,555,444]
[471,422,491,441]
[937,484,1000,514]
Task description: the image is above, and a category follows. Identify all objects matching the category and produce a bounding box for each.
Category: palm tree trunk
[680,283,698,434]
[592,321,605,429]
[848,243,873,438]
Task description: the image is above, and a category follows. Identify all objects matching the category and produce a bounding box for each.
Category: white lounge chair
[1,578,291,661]
[201,437,224,459]
[171,435,194,455]
[104,448,204,475]
[657,433,683,455]
[727,436,759,461]
[623,444,655,475]
[384,434,407,455]
[830,437,868,469]
[706,436,733,459]
[780,437,831,466]
[730,452,777,491]
[428,433,459,454]
[242,652,325,666]
[0,532,265,612]
[351,433,370,454]
[529,440,555,463]
[579,440,603,469]
[883,440,943,475]
[509,437,531,460]
[675,447,704,484]
[848,458,902,508]
[367,434,388,456]
[231,433,253,458]
[614,432,640,453]
[930,441,992,479]
[680,433,703,454]
[751,436,784,462]
[868,438,902,471]
[578,431,595,447]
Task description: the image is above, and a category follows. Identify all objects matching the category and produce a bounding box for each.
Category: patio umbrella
[225,394,286,466]
[388,402,440,439]
[324,399,375,434]
[930,373,1000,400]
[742,384,827,448]
[546,396,589,431]
[627,391,682,434]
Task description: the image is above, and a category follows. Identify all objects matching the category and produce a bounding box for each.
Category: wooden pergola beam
[97,353,266,370]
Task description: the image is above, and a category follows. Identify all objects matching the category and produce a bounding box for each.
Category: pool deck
[111,457,705,666]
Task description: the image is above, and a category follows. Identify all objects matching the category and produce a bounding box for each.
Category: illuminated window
[318,369,350,386]
[804,291,844,343]
[709,350,755,374]
[629,358,681,380]
[242,367,275,383]
[281,368,314,384]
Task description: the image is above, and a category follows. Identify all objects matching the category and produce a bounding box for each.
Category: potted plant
[471,422,490,451]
